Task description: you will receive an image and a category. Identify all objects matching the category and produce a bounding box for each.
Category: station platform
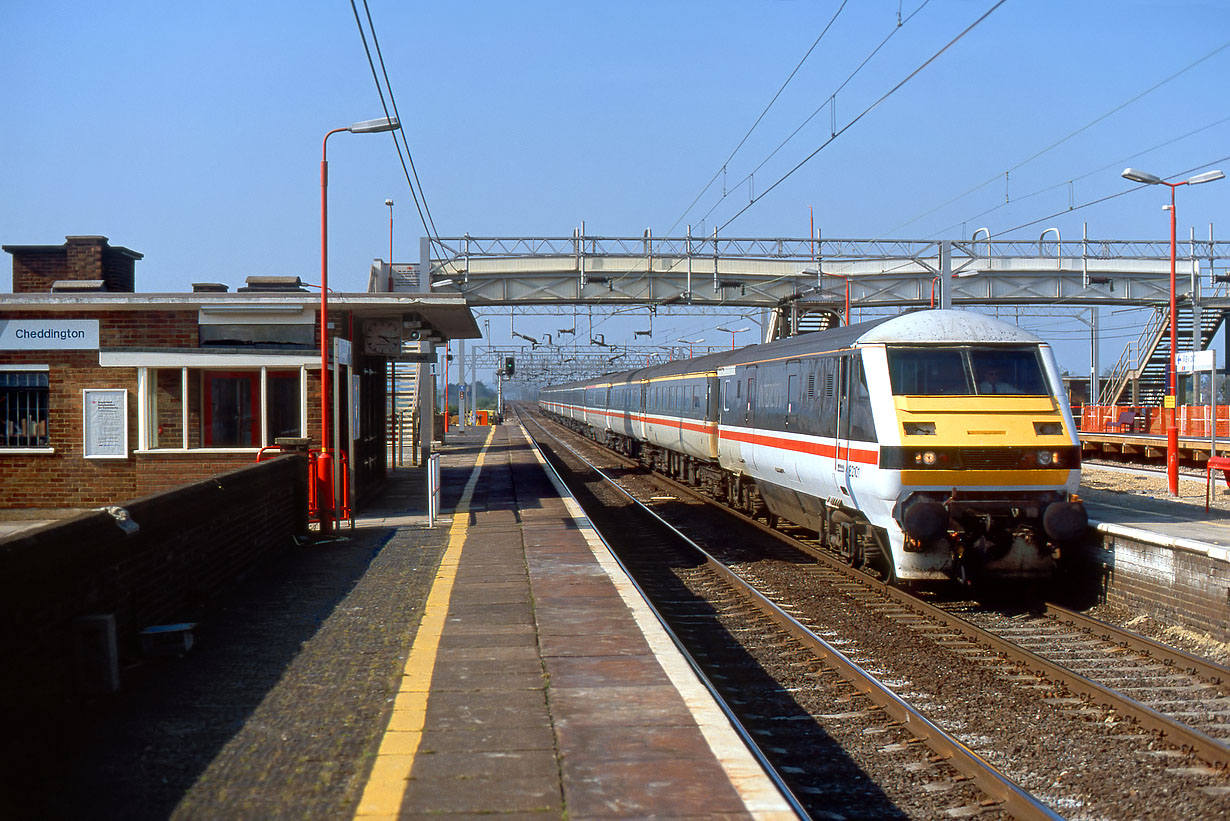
[39,423,792,819]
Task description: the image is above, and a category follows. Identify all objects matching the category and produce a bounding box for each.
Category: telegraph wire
[718,0,1008,232]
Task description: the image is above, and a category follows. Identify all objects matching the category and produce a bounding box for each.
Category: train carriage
[540,310,1086,584]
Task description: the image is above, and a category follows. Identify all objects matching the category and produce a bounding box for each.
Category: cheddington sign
[0,319,100,350]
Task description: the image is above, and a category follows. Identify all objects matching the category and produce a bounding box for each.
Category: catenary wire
[667,0,852,235]
[994,153,1230,235]
[693,0,935,230]
[349,0,444,253]
[717,0,1008,233]
[885,39,1230,236]
[925,114,1230,238]
[360,0,444,246]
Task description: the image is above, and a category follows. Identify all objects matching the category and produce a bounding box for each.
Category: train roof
[539,310,1045,392]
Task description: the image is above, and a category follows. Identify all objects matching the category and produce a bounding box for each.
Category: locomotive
[538,310,1087,584]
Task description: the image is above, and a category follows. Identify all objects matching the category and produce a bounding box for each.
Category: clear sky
[3,1,1228,381]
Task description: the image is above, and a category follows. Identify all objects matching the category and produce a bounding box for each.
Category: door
[743,366,757,470]
[835,355,851,497]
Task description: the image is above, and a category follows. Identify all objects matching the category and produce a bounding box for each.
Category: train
[538,309,1087,584]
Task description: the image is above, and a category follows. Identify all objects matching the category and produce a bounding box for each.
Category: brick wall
[11,249,64,293]
[1,308,335,508]
[1095,532,1230,644]
[0,454,307,718]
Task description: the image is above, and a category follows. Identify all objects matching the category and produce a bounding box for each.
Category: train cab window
[970,349,1047,395]
[888,346,1047,396]
[887,348,971,395]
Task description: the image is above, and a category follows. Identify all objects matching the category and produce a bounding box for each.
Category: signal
[505,356,515,376]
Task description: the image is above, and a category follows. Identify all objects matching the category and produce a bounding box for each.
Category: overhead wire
[887,38,1230,236]
[692,0,935,230]
[667,0,852,235]
[349,0,444,252]
[927,114,1230,237]
[717,0,1009,232]
[994,152,1230,235]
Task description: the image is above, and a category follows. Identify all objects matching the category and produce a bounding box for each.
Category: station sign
[1177,350,1215,373]
[0,319,99,350]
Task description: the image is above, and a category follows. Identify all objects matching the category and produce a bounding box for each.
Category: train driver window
[887,348,970,395]
[971,349,1047,395]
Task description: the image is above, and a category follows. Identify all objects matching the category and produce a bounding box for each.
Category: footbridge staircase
[1103,304,1230,406]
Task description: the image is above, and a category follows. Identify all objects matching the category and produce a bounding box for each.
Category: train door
[785,360,801,432]
[744,365,758,471]
[834,355,852,498]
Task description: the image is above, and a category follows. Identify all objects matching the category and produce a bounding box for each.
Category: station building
[1,235,476,510]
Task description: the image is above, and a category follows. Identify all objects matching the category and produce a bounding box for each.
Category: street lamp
[319,116,400,533]
[386,196,396,268]
[717,325,751,350]
[1121,166,1225,495]
[677,337,704,358]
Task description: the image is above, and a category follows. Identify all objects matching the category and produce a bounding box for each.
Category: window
[203,370,300,447]
[1,370,49,447]
[887,346,1047,396]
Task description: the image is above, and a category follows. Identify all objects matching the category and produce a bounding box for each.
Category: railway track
[521,409,1057,820]
[518,405,1230,818]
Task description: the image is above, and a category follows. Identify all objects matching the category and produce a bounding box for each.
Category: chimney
[3,236,142,293]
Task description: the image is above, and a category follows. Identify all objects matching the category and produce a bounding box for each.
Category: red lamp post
[1122,167,1225,496]
[717,325,750,350]
[319,116,400,532]
[677,337,704,358]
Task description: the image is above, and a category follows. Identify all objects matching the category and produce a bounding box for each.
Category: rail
[523,410,1061,820]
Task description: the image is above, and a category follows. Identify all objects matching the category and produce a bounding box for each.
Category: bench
[1106,410,1137,432]
[1206,456,1230,511]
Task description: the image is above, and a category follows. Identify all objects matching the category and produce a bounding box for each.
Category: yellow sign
[1164,395,1176,409]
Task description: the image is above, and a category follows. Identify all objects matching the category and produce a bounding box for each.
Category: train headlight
[917,451,938,466]
[1036,450,1054,467]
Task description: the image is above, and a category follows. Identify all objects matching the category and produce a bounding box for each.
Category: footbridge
[371,232,1230,407]
[379,234,1230,315]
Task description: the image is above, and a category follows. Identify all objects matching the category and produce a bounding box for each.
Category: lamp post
[716,325,750,350]
[386,196,396,288]
[1122,166,1225,496]
[677,337,704,358]
[320,116,400,533]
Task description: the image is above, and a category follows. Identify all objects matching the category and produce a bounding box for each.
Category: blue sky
[3,1,1228,379]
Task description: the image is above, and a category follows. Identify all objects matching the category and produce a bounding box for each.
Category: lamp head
[1122,167,1162,185]
[349,116,400,134]
[385,198,394,207]
[1187,170,1225,186]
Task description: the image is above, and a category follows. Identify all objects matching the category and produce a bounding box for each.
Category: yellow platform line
[354,428,495,820]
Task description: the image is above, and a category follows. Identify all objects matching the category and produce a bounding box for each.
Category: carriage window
[787,374,798,413]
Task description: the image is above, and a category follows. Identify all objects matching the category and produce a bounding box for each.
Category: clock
[363,317,402,355]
